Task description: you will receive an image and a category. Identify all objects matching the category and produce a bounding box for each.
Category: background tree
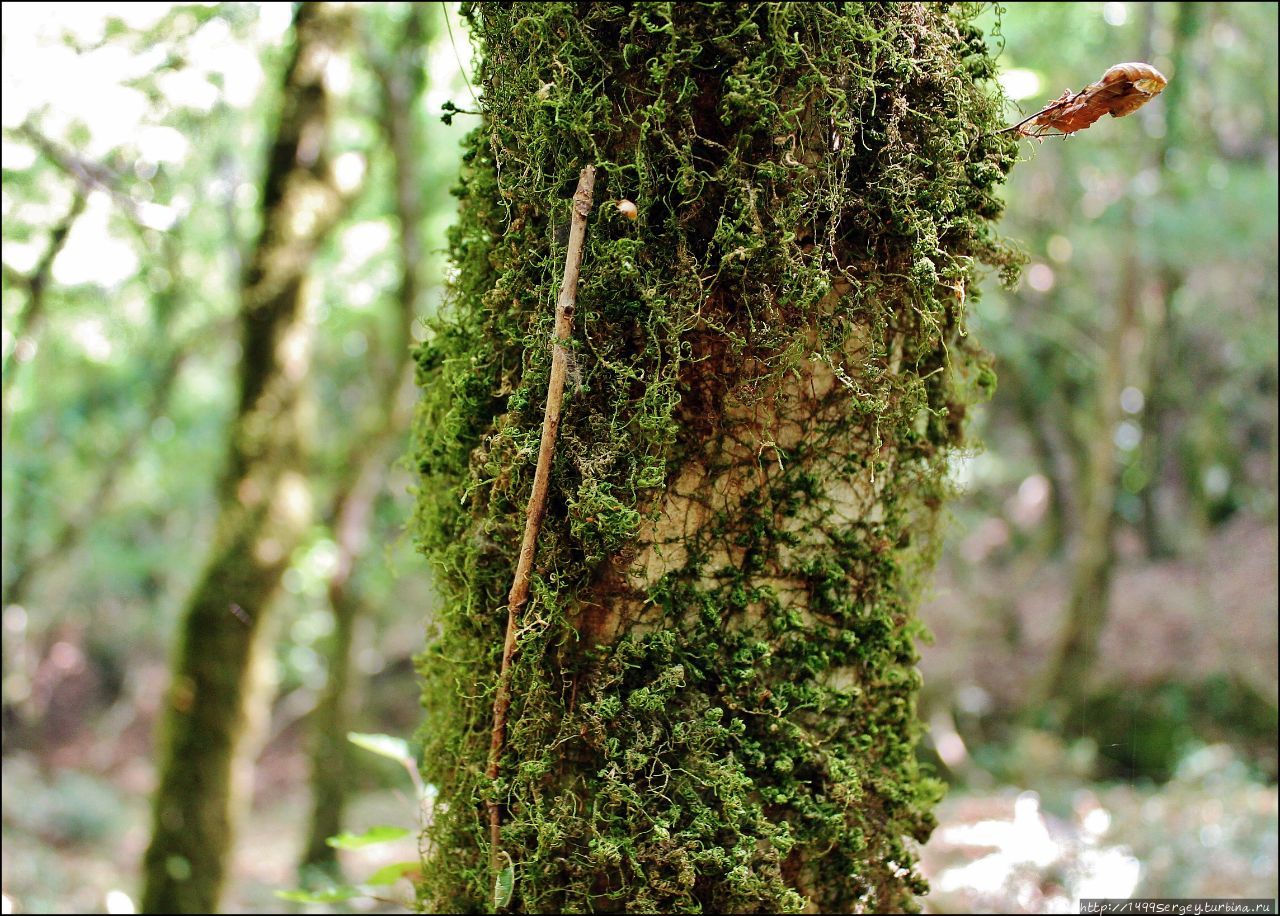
[299,1,436,882]
[412,3,1017,911]
[932,2,1278,763]
[2,4,463,909]
[141,4,354,911]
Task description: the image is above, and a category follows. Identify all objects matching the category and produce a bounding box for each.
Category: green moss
[412,3,1018,912]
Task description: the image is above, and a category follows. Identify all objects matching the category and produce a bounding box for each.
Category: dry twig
[486,164,596,896]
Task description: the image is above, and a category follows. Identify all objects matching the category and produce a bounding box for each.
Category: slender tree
[1040,2,1194,711]
[1132,1,1198,557]
[299,3,435,879]
[413,4,1017,912]
[141,4,352,911]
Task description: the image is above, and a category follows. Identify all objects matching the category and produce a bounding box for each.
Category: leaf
[494,854,516,910]
[365,860,421,886]
[347,731,413,765]
[326,825,412,849]
[1006,62,1168,138]
[276,886,362,904]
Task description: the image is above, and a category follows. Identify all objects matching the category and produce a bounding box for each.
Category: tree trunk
[1135,1,1199,558]
[1040,0,1193,712]
[1002,352,1074,555]
[298,468,372,878]
[140,4,351,912]
[1040,206,1148,716]
[299,3,432,880]
[413,4,1017,912]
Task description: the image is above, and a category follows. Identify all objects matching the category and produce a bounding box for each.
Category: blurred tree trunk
[300,7,433,878]
[1135,1,1199,556]
[1003,349,1073,554]
[413,4,1017,912]
[1041,245,1141,709]
[140,5,351,912]
[1041,2,1184,712]
[298,438,394,877]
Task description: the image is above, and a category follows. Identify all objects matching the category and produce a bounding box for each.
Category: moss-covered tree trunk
[141,4,350,912]
[413,4,1016,912]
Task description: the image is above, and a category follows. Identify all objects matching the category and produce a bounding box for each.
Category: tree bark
[413,4,1017,912]
[140,5,351,912]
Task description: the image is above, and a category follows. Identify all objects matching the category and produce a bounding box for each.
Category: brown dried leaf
[1008,62,1168,139]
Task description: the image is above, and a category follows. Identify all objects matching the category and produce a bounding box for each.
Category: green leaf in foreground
[494,854,515,910]
[326,825,412,849]
[276,886,362,904]
[365,861,421,886]
[347,731,413,765]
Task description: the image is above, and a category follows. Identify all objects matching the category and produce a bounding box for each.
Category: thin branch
[301,9,432,873]
[485,164,596,895]
[1,191,87,417]
[995,101,1060,135]
[14,123,141,220]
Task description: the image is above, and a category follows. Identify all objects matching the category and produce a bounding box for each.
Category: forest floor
[3,736,1276,914]
[919,748,1278,913]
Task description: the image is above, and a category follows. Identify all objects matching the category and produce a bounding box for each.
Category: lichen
[411,3,1019,912]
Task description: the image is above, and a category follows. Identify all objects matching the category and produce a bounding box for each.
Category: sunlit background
[2,3,1276,913]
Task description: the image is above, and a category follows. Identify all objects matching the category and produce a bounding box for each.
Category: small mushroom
[616,199,638,220]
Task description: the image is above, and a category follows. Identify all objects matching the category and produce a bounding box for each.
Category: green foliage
[493,852,516,911]
[0,759,126,845]
[970,1,1278,541]
[1081,676,1279,783]
[366,861,423,887]
[327,825,413,849]
[281,731,425,907]
[1,2,461,757]
[412,3,1018,911]
[276,885,363,904]
[347,731,413,765]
